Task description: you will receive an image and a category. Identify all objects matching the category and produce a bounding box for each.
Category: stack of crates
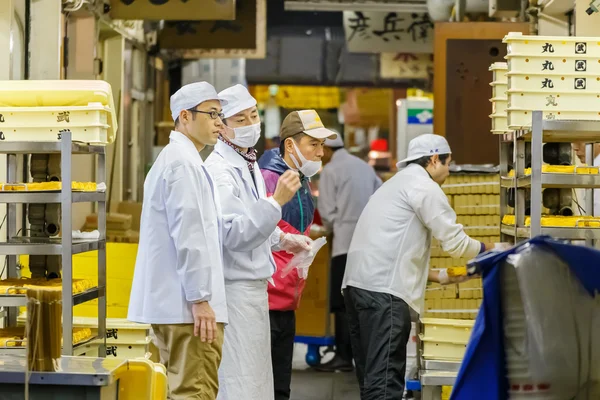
[489,62,511,134]
[0,80,117,144]
[424,172,500,320]
[503,32,600,127]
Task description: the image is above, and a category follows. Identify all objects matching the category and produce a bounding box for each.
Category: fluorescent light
[284,1,428,13]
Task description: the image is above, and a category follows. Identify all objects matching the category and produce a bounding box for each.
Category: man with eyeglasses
[129,82,228,399]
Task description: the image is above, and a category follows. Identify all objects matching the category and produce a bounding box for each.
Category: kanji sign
[380,53,432,79]
[109,0,235,21]
[344,12,433,54]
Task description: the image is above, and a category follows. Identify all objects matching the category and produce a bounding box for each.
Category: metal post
[97,151,107,357]
[6,154,18,327]
[515,134,525,240]
[585,142,594,247]
[530,111,544,237]
[61,130,73,355]
[499,136,511,243]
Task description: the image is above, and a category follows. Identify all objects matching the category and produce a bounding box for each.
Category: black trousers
[270,310,296,400]
[344,286,412,400]
[330,254,353,362]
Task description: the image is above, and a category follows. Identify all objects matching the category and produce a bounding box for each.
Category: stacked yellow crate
[423,173,500,319]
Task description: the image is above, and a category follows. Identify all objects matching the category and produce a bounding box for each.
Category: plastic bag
[512,244,593,399]
[281,237,327,279]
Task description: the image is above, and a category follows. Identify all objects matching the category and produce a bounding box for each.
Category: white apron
[216,280,274,400]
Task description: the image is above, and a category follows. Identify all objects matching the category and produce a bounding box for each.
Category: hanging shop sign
[380,53,433,79]
[160,0,257,50]
[172,0,266,59]
[109,0,235,21]
[343,11,433,54]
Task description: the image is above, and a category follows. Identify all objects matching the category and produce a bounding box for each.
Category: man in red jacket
[259,110,337,400]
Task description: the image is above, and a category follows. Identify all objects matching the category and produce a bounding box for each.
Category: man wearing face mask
[204,85,313,400]
[341,134,498,400]
[258,110,338,400]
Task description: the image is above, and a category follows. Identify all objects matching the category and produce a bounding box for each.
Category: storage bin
[507,55,600,75]
[492,99,508,114]
[503,32,600,58]
[0,124,110,144]
[490,82,508,99]
[508,91,600,112]
[420,335,469,360]
[491,113,510,133]
[0,80,118,144]
[0,104,115,144]
[507,72,600,92]
[508,108,600,130]
[420,318,474,343]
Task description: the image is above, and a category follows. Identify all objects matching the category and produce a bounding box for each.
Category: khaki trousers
[152,323,225,400]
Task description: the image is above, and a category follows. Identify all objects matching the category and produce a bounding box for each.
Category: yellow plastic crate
[490,113,509,133]
[507,55,600,74]
[0,181,100,192]
[508,109,600,130]
[0,104,115,144]
[490,81,508,100]
[502,215,600,227]
[507,165,600,176]
[420,337,469,360]
[421,318,474,343]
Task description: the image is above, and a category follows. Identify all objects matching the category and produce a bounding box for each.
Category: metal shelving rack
[0,130,107,356]
[500,111,600,245]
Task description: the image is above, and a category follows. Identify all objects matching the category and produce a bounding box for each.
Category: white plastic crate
[491,114,510,133]
[507,72,600,92]
[508,91,600,112]
[0,104,115,144]
[507,56,600,75]
[508,109,600,129]
[0,80,118,143]
[420,318,474,342]
[0,124,110,144]
[491,82,508,99]
[420,336,468,360]
[493,99,508,114]
[504,32,600,58]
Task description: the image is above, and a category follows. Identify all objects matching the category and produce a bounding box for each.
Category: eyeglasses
[188,109,225,120]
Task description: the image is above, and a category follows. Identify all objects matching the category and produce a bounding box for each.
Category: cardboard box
[117,201,143,231]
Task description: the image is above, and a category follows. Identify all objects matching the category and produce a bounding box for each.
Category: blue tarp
[450,236,600,400]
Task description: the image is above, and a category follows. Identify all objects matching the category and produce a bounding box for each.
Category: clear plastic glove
[493,242,512,251]
[279,233,312,254]
[281,237,327,279]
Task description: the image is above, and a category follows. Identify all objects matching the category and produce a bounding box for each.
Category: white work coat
[205,140,282,281]
[318,149,382,257]
[342,164,482,314]
[128,131,227,324]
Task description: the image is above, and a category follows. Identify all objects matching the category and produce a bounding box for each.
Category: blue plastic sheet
[450,236,600,400]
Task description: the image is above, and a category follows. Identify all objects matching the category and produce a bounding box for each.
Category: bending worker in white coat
[342,134,497,400]
[205,84,313,400]
[128,82,227,399]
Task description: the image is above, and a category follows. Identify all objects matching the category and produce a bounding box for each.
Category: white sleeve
[270,226,284,251]
[164,163,213,303]
[317,169,336,231]
[410,185,481,260]
[216,171,282,252]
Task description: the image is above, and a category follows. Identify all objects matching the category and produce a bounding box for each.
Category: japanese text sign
[380,53,432,79]
[343,11,433,54]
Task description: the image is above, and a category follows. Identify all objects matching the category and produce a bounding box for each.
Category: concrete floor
[290,370,360,400]
[289,343,361,400]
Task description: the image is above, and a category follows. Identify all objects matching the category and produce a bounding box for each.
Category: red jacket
[259,149,314,311]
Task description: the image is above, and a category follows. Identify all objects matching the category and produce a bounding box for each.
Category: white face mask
[225,122,261,148]
[289,140,322,177]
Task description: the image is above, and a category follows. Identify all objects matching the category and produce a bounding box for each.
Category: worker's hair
[174,108,198,129]
[280,133,306,157]
[407,153,451,168]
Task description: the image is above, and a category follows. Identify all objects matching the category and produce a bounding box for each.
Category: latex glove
[494,242,512,251]
[279,233,312,254]
[438,269,470,285]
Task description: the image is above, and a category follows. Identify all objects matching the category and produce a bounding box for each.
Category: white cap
[170,81,226,122]
[396,134,452,168]
[219,84,257,119]
[324,130,344,148]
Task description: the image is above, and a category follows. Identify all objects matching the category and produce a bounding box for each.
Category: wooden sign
[380,53,433,79]
[343,11,433,54]
[175,0,266,59]
[160,1,256,50]
[109,0,235,21]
